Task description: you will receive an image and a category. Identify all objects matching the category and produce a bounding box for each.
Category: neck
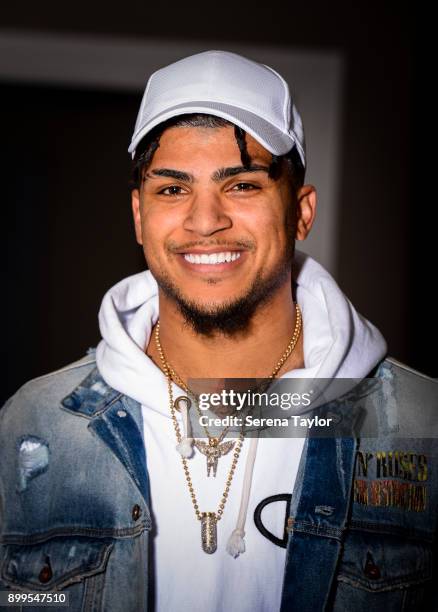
[146,279,304,380]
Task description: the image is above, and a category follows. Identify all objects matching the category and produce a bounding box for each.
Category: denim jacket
[0,354,437,611]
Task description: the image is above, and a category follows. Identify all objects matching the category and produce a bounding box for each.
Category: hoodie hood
[95,250,387,416]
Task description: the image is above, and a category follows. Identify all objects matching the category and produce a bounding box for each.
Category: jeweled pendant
[194,439,236,477]
[201,512,217,553]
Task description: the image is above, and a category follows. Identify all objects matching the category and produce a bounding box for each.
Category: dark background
[3,2,433,405]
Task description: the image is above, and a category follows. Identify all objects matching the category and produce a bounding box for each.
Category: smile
[183,252,241,265]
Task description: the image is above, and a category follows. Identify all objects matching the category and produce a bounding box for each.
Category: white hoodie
[96,251,386,612]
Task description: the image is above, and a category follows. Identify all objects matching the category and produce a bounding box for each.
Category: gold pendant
[194,438,236,477]
[201,512,217,553]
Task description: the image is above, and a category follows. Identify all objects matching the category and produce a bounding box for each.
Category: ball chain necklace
[159,358,237,478]
[154,302,302,554]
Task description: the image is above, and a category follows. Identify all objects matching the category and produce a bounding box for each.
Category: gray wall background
[2,3,432,404]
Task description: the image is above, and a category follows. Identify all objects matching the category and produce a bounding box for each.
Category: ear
[295,185,317,241]
[131,189,143,245]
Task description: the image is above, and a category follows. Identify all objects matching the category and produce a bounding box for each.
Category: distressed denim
[0,355,436,611]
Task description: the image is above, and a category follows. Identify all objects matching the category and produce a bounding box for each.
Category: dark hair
[131,113,305,193]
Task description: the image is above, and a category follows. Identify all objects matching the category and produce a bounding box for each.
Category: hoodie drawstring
[226,435,259,558]
[176,399,194,458]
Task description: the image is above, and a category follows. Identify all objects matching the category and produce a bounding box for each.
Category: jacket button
[132,504,142,521]
[364,553,381,579]
[38,564,52,583]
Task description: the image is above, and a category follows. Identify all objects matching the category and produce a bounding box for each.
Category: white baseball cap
[128,50,306,166]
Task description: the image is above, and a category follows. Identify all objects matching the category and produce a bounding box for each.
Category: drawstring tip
[176,437,194,458]
[226,528,246,558]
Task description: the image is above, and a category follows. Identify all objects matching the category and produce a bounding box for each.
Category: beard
[148,224,296,338]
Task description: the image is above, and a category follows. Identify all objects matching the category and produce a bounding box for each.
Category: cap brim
[128,101,305,165]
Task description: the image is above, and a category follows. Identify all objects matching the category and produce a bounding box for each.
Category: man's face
[132,125,313,335]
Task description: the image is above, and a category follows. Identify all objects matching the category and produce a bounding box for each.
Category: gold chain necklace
[158,353,232,447]
[158,359,236,478]
[156,302,302,475]
[154,302,302,554]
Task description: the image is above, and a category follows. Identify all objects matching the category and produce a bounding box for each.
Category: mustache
[166,238,256,252]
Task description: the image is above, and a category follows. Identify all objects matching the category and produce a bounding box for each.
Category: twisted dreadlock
[233,125,252,169]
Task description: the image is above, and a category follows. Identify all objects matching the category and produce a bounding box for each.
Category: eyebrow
[146,168,193,182]
[212,164,270,182]
[145,164,270,184]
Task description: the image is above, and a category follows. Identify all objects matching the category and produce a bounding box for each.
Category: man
[0,51,436,612]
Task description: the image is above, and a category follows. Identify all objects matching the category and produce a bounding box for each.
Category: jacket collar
[60,366,149,505]
[61,366,122,417]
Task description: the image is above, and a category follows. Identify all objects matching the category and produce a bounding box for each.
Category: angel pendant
[194,438,236,477]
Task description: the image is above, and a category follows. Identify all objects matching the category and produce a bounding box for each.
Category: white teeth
[183,251,241,265]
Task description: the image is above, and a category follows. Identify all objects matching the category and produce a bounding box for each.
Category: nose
[183,191,232,236]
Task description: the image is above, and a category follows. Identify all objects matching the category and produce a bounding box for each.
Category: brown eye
[233,183,257,191]
[159,185,183,195]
